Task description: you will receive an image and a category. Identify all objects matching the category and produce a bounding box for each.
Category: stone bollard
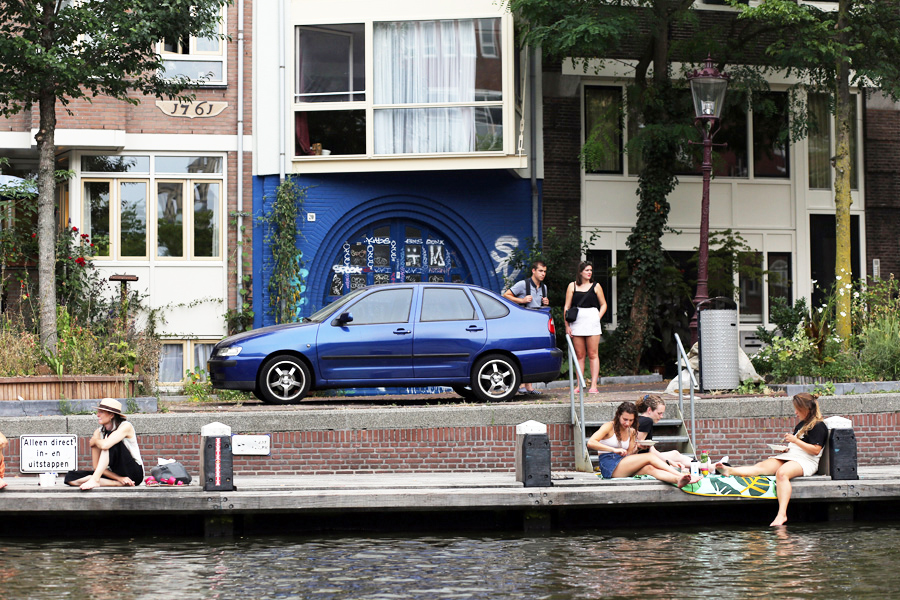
[515,420,552,487]
[201,422,234,491]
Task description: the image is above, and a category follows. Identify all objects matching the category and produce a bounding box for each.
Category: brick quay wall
[1,395,897,477]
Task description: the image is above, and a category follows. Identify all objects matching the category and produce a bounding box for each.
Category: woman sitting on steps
[588,401,699,488]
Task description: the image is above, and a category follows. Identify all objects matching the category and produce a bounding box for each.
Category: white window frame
[79,154,225,263]
[158,10,227,85]
[291,15,511,160]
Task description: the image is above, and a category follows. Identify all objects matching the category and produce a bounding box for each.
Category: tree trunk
[36,90,58,354]
[833,0,853,349]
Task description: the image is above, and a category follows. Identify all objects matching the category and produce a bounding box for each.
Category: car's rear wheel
[470,354,520,402]
[257,355,311,404]
[452,385,477,400]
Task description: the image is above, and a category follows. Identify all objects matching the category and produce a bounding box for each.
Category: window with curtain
[373,19,502,154]
[808,93,858,190]
[808,94,831,189]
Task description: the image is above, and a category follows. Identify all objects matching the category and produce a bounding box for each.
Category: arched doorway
[326,219,471,302]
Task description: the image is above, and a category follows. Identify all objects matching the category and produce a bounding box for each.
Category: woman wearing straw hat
[64,398,145,490]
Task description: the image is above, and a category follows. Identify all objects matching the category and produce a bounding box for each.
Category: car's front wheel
[470,354,520,402]
[257,355,312,404]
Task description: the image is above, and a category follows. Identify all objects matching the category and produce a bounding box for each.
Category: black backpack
[524,278,547,302]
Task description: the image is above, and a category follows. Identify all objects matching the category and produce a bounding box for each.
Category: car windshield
[305,288,368,322]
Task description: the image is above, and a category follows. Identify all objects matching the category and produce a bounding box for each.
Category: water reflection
[0,524,896,599]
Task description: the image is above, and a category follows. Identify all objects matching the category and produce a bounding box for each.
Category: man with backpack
[503,260,549,395]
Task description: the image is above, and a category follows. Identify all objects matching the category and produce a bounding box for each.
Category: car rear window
[421,288,477,321]
[473,290,510,319]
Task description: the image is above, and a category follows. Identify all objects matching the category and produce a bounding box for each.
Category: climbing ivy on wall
[260,177,306,324]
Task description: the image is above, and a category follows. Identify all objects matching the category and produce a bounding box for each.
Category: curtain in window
[159,344,184,382]
[808,94,831,189]
[374,20,477,154]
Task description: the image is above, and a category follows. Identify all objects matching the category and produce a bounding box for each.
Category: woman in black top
[563,261,607,393]
[635,395,693,468]
[715,393,828,526]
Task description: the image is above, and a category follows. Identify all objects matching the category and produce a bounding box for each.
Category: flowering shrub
[752,274,899,383]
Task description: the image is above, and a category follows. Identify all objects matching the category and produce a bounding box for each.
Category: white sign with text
[232,434,271,456]
[20,435,77,473]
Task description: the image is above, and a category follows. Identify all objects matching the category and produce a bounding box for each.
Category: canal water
[0,523,895,599]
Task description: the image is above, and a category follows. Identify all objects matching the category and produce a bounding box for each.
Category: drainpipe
[279,0,286,181]
[530,46,539,241]
[236,0,245,314]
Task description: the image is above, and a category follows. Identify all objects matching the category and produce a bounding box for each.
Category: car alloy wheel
[258,355,311,404]
[471,354,520,402]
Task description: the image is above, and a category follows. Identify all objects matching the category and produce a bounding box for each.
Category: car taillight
[548,316,556,335]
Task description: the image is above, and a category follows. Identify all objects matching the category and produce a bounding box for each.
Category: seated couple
[588,401,699,488]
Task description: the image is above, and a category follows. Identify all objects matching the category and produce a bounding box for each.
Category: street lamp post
[687,55,728,347]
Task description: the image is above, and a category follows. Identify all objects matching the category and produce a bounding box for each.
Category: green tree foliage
[507,0,775,373]
[736,0,900,347]
[260,177,306,324]
[0,0,230,354]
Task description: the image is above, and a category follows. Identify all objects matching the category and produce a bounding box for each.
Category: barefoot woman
[588,402,697,488]
[716,393,827,526]
[65,398,145,490]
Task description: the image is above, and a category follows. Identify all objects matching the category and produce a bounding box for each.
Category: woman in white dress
[563,261,607,393]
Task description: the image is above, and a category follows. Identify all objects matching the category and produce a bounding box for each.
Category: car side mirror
[336,311,353,325]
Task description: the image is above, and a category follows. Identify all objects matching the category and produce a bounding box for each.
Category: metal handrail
[674,333,698,452]
[565,334,591,472]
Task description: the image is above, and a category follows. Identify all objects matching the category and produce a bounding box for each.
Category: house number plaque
[156,100,228,118]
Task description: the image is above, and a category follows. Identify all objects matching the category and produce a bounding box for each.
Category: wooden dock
[2,466,899,536]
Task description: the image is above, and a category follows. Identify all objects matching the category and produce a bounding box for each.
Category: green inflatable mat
[680,474,777,499]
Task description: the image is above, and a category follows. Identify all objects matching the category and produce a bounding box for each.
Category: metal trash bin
[201,421,234,491]
[697,297,739,391]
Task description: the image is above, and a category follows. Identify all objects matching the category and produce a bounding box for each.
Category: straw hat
[93,398,127,419]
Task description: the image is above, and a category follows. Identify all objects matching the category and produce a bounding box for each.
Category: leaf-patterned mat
[680,474,777,499]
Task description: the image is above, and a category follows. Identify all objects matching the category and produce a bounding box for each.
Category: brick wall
[541,96,581,233]
[2,415,893,478]
[864,108,900,279]
[691,413,900,467]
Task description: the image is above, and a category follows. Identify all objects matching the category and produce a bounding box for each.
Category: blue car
[208,282,562,404]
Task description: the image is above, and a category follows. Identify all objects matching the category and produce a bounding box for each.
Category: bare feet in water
[770,515,788,527]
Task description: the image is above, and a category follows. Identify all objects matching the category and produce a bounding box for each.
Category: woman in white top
[563,261,608,393]
[64,398,145,490]
[587,402,697,488]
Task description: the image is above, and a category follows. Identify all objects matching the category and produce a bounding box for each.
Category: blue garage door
[326,220,470,302]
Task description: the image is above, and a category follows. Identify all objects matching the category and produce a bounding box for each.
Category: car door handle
[394,328,412,335]
[466,325,484,332]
